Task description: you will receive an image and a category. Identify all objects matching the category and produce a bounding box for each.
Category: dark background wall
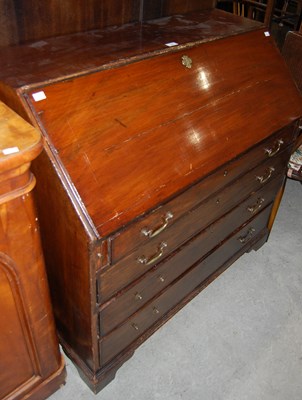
[0,0,215,46]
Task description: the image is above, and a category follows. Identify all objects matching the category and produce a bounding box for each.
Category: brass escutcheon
[181,55,193,69]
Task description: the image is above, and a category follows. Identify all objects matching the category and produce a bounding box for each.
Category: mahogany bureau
[0,9,301,393]
[0,101,66,399]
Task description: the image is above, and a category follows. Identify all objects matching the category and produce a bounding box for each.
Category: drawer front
[99,175,282,335]
[110,124,295,263]
[99,205,272,366]
[99,148,290,302]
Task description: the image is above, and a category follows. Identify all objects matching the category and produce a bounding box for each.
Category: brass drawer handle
[265,139,284,157]
[137,242,168,266]
[141,212,173,238]
[181,55,193,69]
[238,228,256,243]
[247,197,265,214]
[256,167,275,184]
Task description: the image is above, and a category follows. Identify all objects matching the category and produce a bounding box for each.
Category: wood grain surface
[0,101,66,400]
[24,29,302,235]
[1,9,302,393]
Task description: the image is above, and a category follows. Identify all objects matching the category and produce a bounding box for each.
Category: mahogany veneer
[0,102,66,400]
[0,9,301,393]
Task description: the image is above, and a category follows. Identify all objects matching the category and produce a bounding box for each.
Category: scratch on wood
[115,118,128,128]
[106,210,124,223]
[83,152,99,184]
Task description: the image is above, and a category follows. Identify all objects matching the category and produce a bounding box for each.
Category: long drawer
[99,148,290,302]
[99,204,272,366]
[109,124,295,263]
[99,175,282,335]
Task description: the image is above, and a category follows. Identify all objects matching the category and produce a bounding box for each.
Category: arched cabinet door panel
[0,253,41,398]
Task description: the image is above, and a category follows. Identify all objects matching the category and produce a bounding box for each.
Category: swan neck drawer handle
[247,197,265,214]
[141,212,173,238]
[265,139,284,157]
[256,167,275,184]
[238,228,256,244]
[137,242,168,266]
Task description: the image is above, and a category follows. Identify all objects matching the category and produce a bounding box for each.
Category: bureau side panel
[32,150,98,372]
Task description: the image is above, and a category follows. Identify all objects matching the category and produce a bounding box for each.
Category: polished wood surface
[0,9,261,89]
[110,125,294,262]
[25,29,302,236]
[100,147,291,302]
[0,102,41,171]
[32,149,99,372]
[0,9,302,394]
[0,102,66,400]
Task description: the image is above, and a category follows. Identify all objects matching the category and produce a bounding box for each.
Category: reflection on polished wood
[0,8,302,394]
[23,29,302,235]
[0,102,66,400]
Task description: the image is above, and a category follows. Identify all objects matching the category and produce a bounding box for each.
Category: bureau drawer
[99,148,290,302]
[110,123,295,263]
[99,175,282,335]
[99,205,272,366]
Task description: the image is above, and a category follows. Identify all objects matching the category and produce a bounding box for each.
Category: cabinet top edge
[0,101,42,170]
[0,9,263,89]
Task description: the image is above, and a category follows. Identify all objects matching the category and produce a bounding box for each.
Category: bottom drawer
[99,204,272,366]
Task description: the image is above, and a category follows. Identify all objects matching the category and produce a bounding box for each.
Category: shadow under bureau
[0,9,302,393]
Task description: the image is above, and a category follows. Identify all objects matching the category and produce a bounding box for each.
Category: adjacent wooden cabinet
[0,8,301,393]
[0,102,66,399]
